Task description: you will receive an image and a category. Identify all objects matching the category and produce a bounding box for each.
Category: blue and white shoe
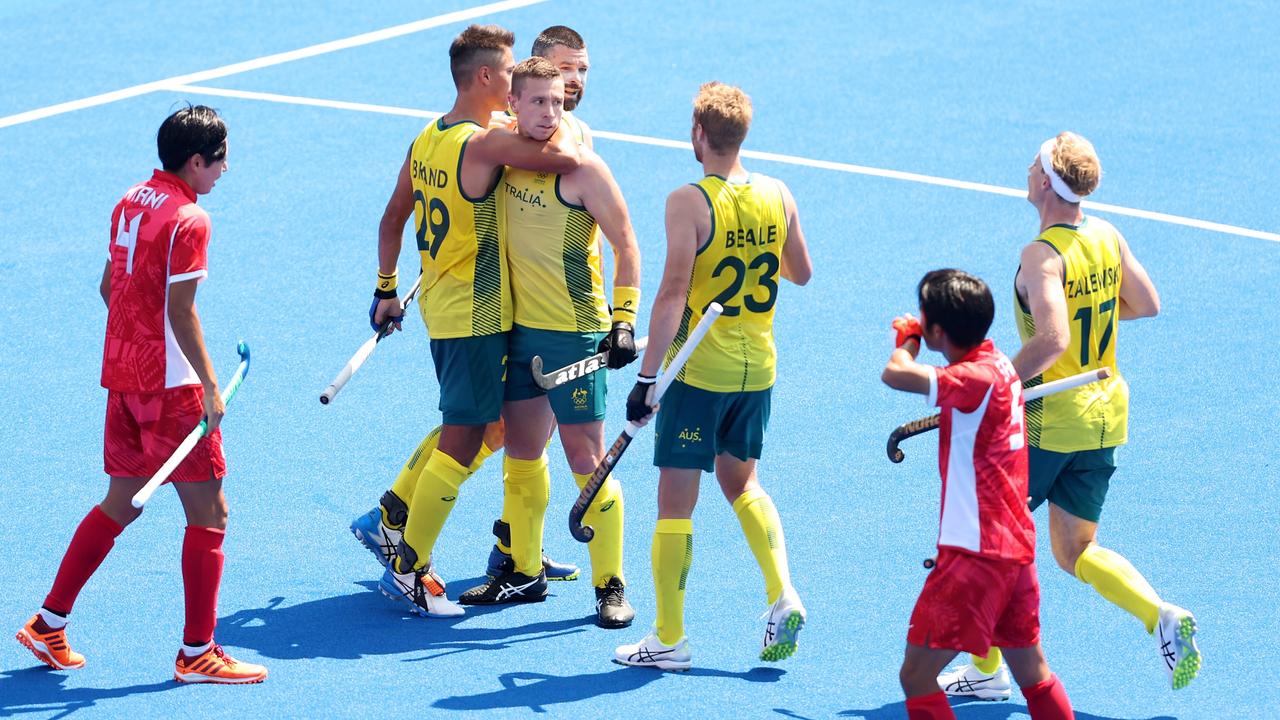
[350,507,400,569]
[377,565,464,618]
[485,544,581,581]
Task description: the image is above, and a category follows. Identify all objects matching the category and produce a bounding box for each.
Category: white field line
[0,0,546,130]
[169,84,1280,244]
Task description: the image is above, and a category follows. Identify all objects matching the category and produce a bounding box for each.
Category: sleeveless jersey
[1015,217,1129,451]
[409,118,510,339]
[503,166,609,333]
[666,173,788,392]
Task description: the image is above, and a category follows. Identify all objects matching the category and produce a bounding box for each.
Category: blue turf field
[2,2,1278,718]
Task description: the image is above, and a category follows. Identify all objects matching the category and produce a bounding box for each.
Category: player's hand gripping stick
[131,342,251,508]
[320,273,422,404]
[886,367,1113,463]
[568,304,723,542]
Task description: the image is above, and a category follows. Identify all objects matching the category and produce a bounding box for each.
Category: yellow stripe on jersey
[1015,216,1129,451]
[504,167,609,332]
[667,174,788,392]
[409,118,511,339]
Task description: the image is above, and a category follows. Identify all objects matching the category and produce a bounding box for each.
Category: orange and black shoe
[174,644,268,684]
[16,615,85,670]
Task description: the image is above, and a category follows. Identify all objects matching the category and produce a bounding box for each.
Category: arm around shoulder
[469,125,581,175]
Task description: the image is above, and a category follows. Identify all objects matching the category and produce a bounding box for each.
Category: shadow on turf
[434,665,785,712]
[215,579,595,661]
[832,700,1177,720]
[0,666,178,718]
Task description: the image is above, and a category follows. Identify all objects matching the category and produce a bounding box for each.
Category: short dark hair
[512,57,561,97]
[157,105,226,172]
[916,269,994,348]
[449,24,515,89]
[532,25,584,57]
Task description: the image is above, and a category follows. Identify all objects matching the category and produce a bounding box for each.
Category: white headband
[1039,138,1082,204]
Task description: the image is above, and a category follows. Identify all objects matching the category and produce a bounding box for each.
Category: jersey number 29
[414,191,450,260]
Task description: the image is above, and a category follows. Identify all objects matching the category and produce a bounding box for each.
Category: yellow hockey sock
[573,472,625,587]
[387,426,443,519]
[973,647,1003,674]
[1074,544,1161,633]
[653,518,693,646]
[504,455,550,576]
[470,438,496,474]
[732,488,791,604]
[397,449,469,572]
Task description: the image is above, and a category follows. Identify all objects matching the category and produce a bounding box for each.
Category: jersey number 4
[706,251,779,317]
[114,211,143,274]
[414,191,450,260]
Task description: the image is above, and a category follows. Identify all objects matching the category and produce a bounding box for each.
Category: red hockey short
[907,548,1041,654]
[104,387,226,482]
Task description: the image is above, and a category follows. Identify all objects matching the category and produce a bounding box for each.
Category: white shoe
[614,632,692,671]
[1157,603,1201,689]
[378,565,465,618]
[937,662,1012,701]
[760,587,806,661]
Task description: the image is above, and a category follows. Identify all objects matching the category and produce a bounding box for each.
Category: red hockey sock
[905,691,956,720]
[182,526,225,646]
[1023,674,1074,720]
[44,506,125,615]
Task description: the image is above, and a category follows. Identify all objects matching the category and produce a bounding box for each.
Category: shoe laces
[211,644,236,667]
[598,580,625,607]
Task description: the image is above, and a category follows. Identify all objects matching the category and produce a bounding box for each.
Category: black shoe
[459,568,548,605]
[595,577,635,628]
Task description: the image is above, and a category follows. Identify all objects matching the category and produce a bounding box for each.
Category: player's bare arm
[573,152,640,288]
[1011,241,1070,379]
[99,260,111,306]
[631,185,704,416]
[1116,232,1160,319]
[372,147,414,333]
[881,316,931,394]
[776,180,812,286]
[167,279,224,431]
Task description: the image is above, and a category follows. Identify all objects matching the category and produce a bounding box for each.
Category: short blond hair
[1048,131,1102,198]
[693,82,752,153]
[511,56,561,97]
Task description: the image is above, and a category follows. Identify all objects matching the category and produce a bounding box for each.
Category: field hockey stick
[319,273,423,405]
[886,366,1113,463]
[569,304,723,542]
[530,336,649,391]
[131,342,251,509]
